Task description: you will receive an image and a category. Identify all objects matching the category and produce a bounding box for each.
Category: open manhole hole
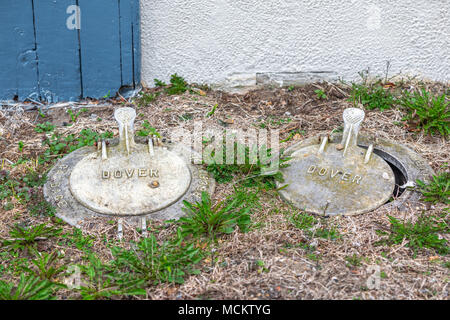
[277,108,434,215]
[361,147,408,199]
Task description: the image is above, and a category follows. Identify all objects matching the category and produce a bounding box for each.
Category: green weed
[314,89,327,100]
[78,253,145,300]
[2,223,62,251]
[376,214,449,255]
[345,254,362,268]
[348,72,396,111]
[137,120,161,138]
[67,108,88,123]
[110,230,203,285]
[34,122,55,133]
[179,190,257,240]
[400,89,449,137]
[416,172,449,204]
[154,74,190,95]
[22,249,66,281]
[0,274,58,300]
[288,211,341,241]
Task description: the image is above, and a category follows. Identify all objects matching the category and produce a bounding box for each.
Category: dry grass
[0,80,448,300]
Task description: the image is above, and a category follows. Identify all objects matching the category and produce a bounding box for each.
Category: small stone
[284,111,291,116]
[336,144,344,151]
[382,172,390,180]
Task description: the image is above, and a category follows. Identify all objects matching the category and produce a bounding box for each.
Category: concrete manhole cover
[44,107,215,227]
[278,108,396,216]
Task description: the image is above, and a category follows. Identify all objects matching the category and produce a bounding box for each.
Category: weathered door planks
[0,0,140,102]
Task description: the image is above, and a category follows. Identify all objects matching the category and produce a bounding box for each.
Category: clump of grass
[136,91,159,107]
[21,249,66,281]
[1,223,62,251]
[77,253,146,300]
[289,212,317,230]
[205,141,289,190]
[179,189,259,241]
[348,73,396,111]
[110,230,203,286]
[416,171,449,205]
[0,274,59,300]
[376,214,449,255]
[288,212,341,241]
[345,254,362,268]
[399,89,449,137]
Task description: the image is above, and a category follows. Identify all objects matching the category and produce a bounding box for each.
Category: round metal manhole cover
[279,143,395,216]
[44,107,216,227]
[69,144,191,216]
[278,108,396,216]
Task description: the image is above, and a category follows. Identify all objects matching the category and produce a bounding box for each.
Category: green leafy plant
[67,108,88,123]
[2,223,62,251]
[314,89,327,100]
[78,253,145,300]
[136,91,159,107]
[0,274,58,300]
[154,74,190,95]
[348,73,396,111]
[34,122,55,133]
[137,120,161,138]
[416,172,449,204]
[289,212,317,230]
[110,230,203,285]
[345,254,362,268]
[154,78,166,88]
[205,141,289,190]
[62,228,95,251]
[288,211,341,240]
[179,190,256,240]
[22,249,66,281]
[400,89,449,137]
[18,141,24,153]
[28,199,56,217]
[40,129,113,164]
[206,104,218,117]
[166,73,189,95]
[376,214,449,255]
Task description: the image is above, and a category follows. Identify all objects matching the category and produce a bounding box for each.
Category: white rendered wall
[141,0,449,89]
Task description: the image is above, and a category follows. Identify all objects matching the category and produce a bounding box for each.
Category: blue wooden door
[0,0,140,102]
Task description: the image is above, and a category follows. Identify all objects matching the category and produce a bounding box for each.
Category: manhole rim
[44,137,215,227]
[278,133,435,215]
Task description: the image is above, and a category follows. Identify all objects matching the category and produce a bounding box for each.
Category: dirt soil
[0,80,448,300]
